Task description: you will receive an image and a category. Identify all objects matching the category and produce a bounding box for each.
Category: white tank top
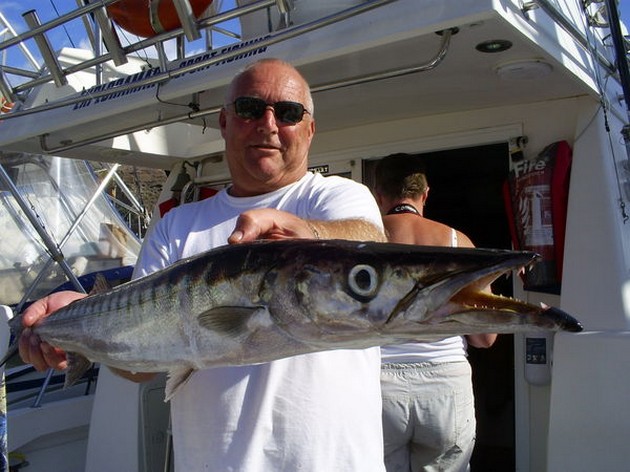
[381,227,467,363]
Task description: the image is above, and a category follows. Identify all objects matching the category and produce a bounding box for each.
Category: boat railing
[1,0,625,125]
[0,19,145,315]
[0,0,392,114]
[6,363,98,409]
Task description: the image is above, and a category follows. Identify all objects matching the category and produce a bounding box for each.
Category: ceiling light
[494,59,553,80]
[476,39,513,53]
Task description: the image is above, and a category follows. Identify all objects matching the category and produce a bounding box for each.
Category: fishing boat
[0,0,629,470]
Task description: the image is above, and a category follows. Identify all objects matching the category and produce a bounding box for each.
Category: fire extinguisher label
[519,184,554,247]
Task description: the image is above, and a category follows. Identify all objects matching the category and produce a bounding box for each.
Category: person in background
[19,58,387,472]
[373,153,497,472]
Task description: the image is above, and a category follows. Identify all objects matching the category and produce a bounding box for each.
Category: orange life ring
[107,0,214,38]
[0,97,13,114]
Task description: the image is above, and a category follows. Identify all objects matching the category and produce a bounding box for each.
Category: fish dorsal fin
[90,273,112,295]
[197,306,263,337]
[64,352,93,388]
[165,367,195,402]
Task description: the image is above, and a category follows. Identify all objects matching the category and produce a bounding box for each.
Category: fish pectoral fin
[165,367,195,402]
[64,352,93,388]
[197,306,265,337]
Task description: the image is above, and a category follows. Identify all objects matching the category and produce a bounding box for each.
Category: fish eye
[348,264,379,299]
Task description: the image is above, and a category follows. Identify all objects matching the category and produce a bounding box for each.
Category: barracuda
[7,239,582,400]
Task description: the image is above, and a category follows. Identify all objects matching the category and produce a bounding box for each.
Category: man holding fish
[19,58,390,471]
[15,58,582,472]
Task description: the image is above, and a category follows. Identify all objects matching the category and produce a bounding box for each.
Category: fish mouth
[386,265,518,323]
[386,251,583,334]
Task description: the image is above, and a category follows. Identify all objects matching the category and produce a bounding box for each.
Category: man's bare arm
[228,208,386,243]
[307,218,386,242]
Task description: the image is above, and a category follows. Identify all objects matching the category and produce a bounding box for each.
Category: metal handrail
[0,0,625,159]
[2,0,396,122]
[2,0,622,117]
[522,0,615,75]
[0,0,285,100]
[41,17,456,156]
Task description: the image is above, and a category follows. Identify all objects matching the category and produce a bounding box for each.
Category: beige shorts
[381,361,475,472]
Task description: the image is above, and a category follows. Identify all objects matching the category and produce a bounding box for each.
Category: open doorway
[363,142,515,471]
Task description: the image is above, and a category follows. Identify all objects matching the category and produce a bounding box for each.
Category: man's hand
[228,209,317,243]
[19,291,86,371]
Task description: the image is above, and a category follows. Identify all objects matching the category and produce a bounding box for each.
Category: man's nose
[257,107,279,130]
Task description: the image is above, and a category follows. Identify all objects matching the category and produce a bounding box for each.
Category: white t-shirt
[134,172,386,471]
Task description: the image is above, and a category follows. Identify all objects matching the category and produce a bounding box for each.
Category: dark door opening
[364,142,515,471]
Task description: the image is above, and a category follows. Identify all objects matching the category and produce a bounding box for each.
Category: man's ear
[219,108,227,138]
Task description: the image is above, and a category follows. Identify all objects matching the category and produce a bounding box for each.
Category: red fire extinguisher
[503,141,572,294]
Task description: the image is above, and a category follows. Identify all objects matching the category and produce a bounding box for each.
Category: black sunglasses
[231,96,310,124]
